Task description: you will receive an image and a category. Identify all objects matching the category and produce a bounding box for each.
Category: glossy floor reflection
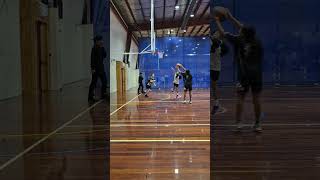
[110,89,210,180]
[212,87,320,180]
[0,81,109,180]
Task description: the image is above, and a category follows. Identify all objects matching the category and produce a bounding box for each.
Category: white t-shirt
[211,46,221,71]
[173,72,180,84]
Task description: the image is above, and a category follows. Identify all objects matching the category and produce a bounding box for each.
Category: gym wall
[0,0,21,100]
[212,0,320,86]
[60,0,93,85]
[139,37,210,89]
[109,8,139,93]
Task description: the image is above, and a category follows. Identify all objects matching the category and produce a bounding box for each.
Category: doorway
[36,21,49,92]
[116,61,126,94]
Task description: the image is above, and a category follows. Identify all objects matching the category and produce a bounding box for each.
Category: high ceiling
[111,0,210,38]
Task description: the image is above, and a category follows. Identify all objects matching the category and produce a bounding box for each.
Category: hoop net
[158,51,164,59]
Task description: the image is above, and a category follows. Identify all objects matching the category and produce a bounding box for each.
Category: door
[116,61,126,93]
[36,21,49,92]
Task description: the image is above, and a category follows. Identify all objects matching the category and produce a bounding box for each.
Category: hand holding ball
[212,6,230,22]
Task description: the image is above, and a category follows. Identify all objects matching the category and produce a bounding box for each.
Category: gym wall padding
[138,37,210,89]
[212,0,320,85]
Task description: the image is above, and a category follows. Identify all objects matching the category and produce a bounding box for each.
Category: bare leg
[184,90,187,101]
[211,81,220,115]
[189,90,192,102]
[252,92,262,129]
[176,87,179,98]
[145,89,150,97]
[236,93,246,125]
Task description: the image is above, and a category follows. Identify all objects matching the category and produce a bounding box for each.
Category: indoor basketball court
[110,0,211,179]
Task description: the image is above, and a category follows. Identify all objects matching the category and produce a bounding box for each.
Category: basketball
[212,6,229,22]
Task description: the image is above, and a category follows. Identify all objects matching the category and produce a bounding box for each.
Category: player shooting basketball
[213,7,264,132]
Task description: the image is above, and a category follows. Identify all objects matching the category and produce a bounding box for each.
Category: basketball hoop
[122,0,156,55]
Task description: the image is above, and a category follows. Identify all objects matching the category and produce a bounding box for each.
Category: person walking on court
[137,73,144,94]
[88,35,107,102]
[215,9,264,132]
[182,70,193,104]
[210,30,229,115]
[144,78,153,97]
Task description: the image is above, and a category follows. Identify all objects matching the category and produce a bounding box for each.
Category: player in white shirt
[210,30,228,115]
[172,65,182,99]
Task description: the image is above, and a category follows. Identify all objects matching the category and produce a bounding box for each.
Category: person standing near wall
[88,35,107,102]
[137,73,144,94]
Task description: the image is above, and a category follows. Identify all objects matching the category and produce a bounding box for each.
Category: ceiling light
[190,14,195,17]
[175,5,180,10]
[202,37,206,40]
[183,30,187,33]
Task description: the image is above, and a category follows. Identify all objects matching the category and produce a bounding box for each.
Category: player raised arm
[226,9,244,30]
[177,63,187,73]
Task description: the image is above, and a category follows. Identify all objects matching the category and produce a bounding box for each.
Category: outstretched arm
[215,17,238,44]
[226,10,244,30]
[214,17,226,37]
[178,64,187,73]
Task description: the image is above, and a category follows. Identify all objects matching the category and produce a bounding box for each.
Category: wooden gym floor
[1,84,320,180]
[110,89,210,180]
[0,81,109,179]
[212,87,320,180]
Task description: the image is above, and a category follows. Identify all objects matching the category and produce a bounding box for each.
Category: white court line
[212,170,282,173]
[114,123,320,128]
[111,123,210,127]
[132,97,320,103]
[0,99,104,171]
[214,123,320,127]
[110,94,140,116]
[111,139,210,143]
[134,100,210,103]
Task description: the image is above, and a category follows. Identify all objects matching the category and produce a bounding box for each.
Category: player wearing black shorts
[145,79,153,97]
[215,10,264,132]
[183,70,193,104]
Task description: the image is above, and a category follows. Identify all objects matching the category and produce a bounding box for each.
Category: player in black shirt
[145,78,153,98]
[215,10,264,132]
[183,70,193,104]
[137,73,144,94]
[88,35,107,102]
[177,64,193,104]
